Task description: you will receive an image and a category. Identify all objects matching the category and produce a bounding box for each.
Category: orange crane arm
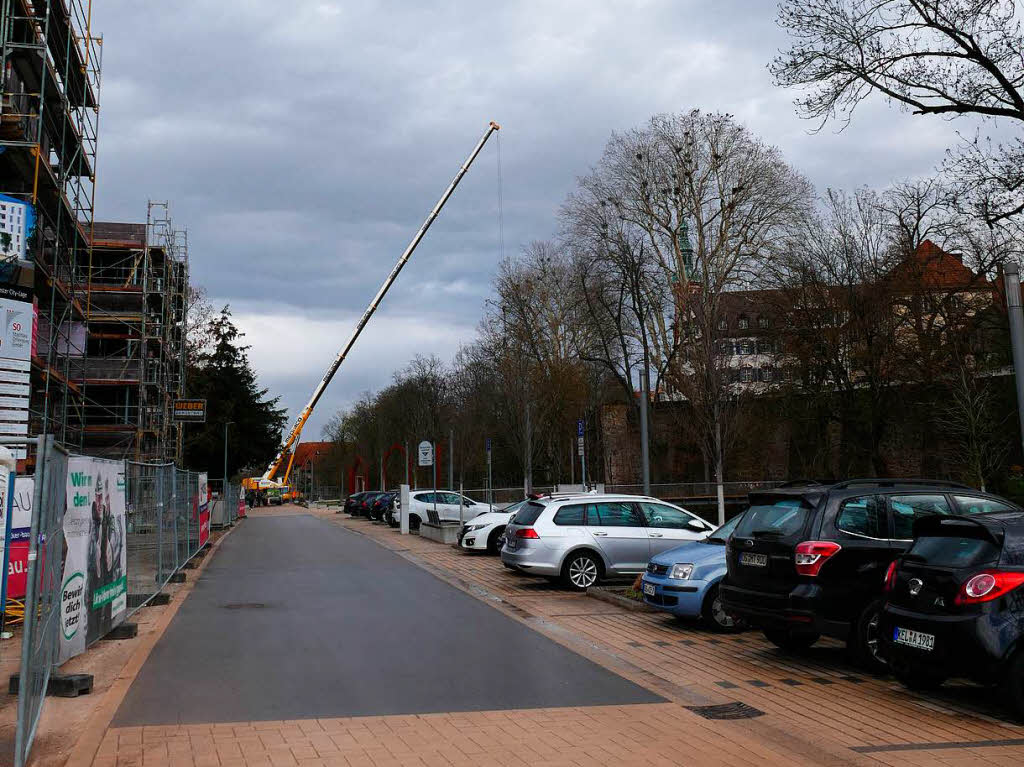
[257,121,501,484]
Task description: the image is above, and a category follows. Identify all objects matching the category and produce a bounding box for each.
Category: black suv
[880,512,1024,717]
[719,479,1020,669]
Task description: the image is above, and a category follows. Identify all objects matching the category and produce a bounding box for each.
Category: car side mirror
[686,519,708,532]
[463,499,474,506]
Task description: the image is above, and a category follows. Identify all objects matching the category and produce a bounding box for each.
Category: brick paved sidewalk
[88,509,1024,766]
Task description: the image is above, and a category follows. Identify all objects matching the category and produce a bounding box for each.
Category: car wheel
[701,584,746,633]
[763,628,820,652]
[890,659,947,692]
[1001,649,1024,721]
[849,599,888,673]
[409,514,421,532]
[487,527,505,554]
[562,551,602,591]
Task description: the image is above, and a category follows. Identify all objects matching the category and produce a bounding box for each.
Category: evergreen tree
[184,306,287,479]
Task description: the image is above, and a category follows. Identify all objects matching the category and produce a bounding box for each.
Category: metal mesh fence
[124,463,209,617]
[15,435,69,767]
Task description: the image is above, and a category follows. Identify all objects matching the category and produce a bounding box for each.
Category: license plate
[506,537,517,550]
[739,552,768,567]
[893,627,935,651]
[643,582,656,597]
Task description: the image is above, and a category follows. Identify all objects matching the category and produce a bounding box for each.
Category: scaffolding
[79,203,189,462]
[0,0,102,457]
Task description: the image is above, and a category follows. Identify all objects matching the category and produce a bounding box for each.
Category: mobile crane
[244,121,501,502]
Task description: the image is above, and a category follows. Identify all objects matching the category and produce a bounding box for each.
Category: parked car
[641,512,747,632]
[501,494,715,590]
[720,479,1020,670]
[343,491,370,515]
[368,491,397,522]
[406,491,482,531]
[458,499,528,553]
[879,511,1024,717]
[354,491,385,518]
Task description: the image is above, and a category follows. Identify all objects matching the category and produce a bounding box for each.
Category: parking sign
[417,440,434,466]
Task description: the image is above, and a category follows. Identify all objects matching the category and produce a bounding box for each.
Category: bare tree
[772,0,1024,229]
[565,110,812,521]
[939,363,1011,490]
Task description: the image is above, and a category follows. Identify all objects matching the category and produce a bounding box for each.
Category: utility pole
[448,428,454,490]
[524,404,532,496]
[639,352,651,496]
[1006,263,1024,458]
[578,419,587,491]
[486,437,493,512]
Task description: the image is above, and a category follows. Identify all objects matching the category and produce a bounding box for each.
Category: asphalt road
[113,514,661,725]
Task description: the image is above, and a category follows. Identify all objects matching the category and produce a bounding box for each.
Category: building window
[717,318,728,331]
[738,315,749,330]
[760,364,774,382]
[739,340,755,355]
[716,340,733,356]
[756,339,773,355]
[739,366,754,383]
[758,316,769,329]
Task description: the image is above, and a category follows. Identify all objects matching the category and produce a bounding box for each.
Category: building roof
[292,441,333,468]
[884,240,990,290]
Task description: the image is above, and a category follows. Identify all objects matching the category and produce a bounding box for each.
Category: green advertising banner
[59,456,127,664]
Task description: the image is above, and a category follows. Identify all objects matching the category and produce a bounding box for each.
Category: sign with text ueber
[172,399,207,423]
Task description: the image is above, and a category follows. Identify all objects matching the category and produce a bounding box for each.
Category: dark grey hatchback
[880,512,1024,719]
[720,479,1020,670]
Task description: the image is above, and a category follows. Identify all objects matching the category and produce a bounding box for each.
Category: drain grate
[222,602,266,610]
[685,702,765,720]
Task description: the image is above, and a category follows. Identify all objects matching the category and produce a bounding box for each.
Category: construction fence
[9,443,241,767]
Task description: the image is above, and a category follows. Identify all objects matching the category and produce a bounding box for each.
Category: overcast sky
[91,0,969,438]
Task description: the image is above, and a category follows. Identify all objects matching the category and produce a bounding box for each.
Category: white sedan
[457,499,529,554]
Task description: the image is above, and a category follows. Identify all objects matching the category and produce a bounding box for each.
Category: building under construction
[78,208,189,462]
[1,1,189,463]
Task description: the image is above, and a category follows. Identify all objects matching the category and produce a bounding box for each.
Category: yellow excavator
[244,122,500,503]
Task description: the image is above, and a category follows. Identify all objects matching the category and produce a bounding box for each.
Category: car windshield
[734,498,811,539]
[510,501,545,526]
[908,535,1001,568]
[706,513,744,544]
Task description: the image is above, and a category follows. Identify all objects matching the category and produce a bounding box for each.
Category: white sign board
[577,436,585,456]
[0,296,32,363]
[417,440,433,467]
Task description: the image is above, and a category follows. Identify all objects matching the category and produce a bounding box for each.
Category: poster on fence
[198,471,210,547]
[2,476,33,599]
[59,457,127,664]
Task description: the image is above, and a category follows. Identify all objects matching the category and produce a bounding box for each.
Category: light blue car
[640,512,747,632]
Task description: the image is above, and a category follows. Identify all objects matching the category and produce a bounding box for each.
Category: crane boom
[259,121,501,483]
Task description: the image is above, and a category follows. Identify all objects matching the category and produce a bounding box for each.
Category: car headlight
[669,563,694,580]
[467,524,486,532]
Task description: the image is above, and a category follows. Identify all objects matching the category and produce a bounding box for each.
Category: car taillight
[794,541,841,577]
[515,528,539,539]
[883,560,898,592]
[954,571,1024,605]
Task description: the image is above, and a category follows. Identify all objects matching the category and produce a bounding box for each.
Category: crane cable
[497,129,505,263]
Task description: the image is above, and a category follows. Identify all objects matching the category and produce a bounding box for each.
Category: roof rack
[829,478,973,491]
[776,479,824,489]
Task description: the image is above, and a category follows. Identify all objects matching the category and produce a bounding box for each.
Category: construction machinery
[244,121,501,501]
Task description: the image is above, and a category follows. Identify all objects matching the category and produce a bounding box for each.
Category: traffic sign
[417,440,434,466]
[485,437,491,452]
[577,436,584,456]
[577,419,584,437]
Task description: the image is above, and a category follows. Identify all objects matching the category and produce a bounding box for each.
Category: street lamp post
[223,421,234,499]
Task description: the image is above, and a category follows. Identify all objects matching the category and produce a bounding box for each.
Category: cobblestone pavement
[93,508,1024,766]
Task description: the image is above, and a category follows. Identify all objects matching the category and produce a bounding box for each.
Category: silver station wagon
[501,494,715,590]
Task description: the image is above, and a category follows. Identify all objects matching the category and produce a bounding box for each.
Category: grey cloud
[92,0,977,436]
